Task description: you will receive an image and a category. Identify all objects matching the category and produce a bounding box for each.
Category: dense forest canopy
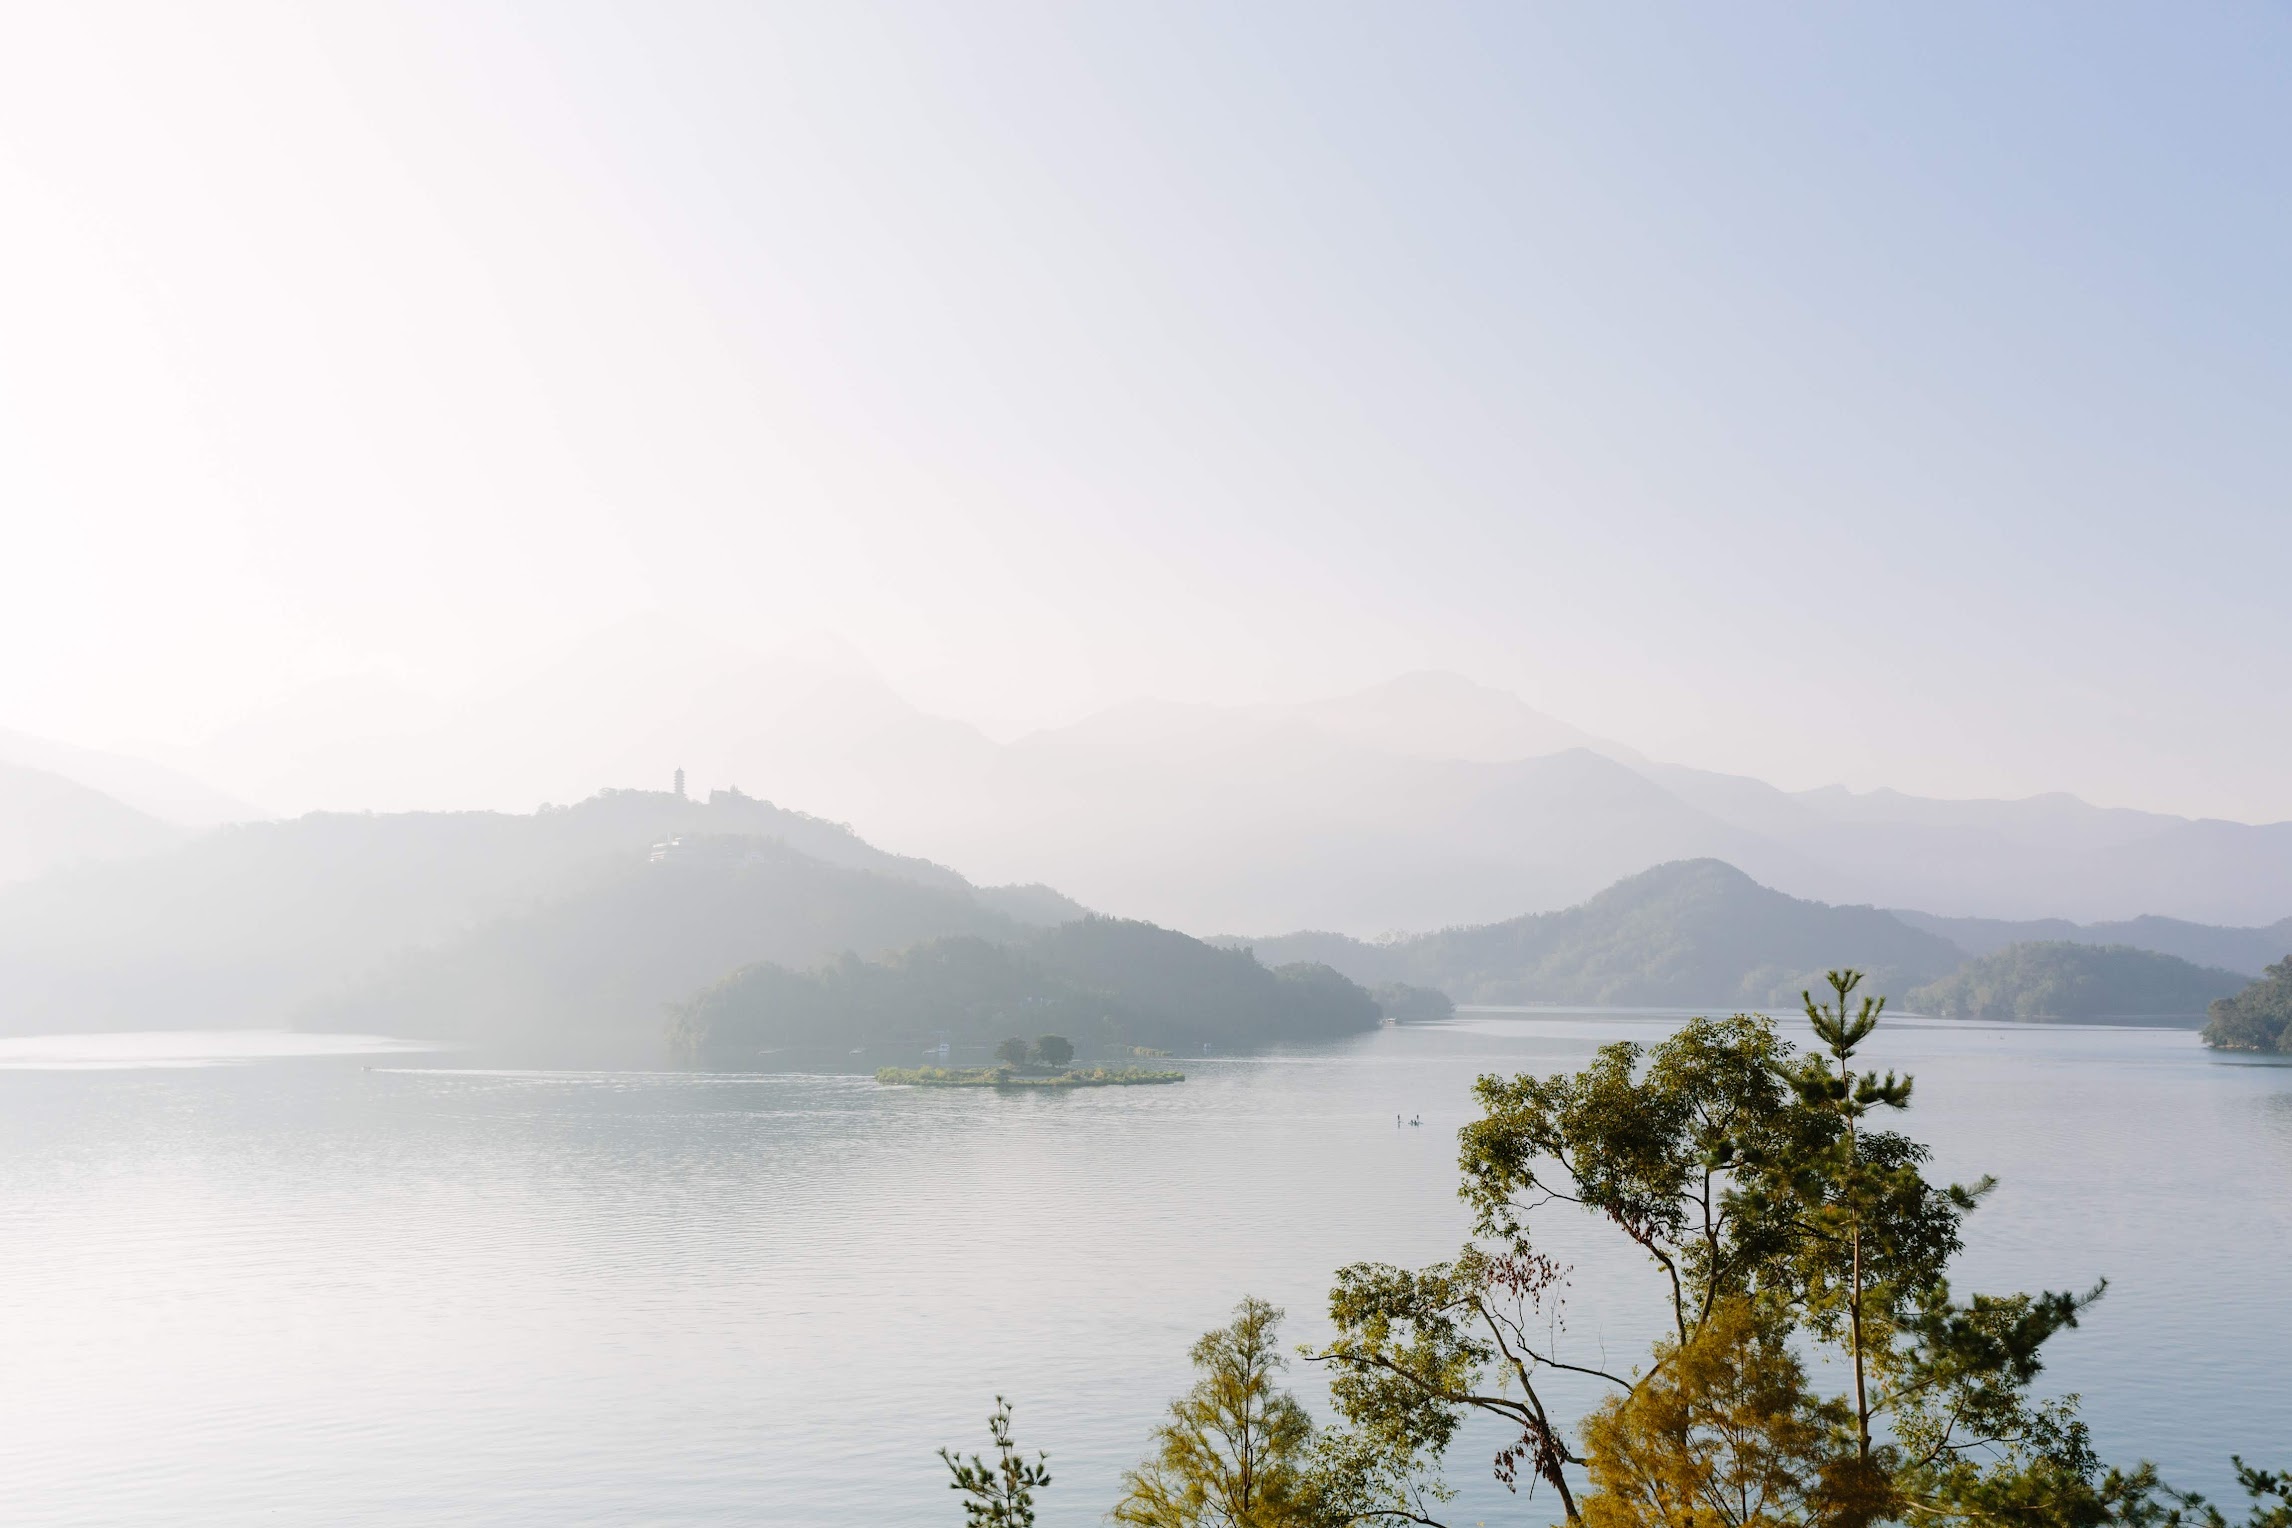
[1906,940,2245,1023]
[2202,957,2292,1053]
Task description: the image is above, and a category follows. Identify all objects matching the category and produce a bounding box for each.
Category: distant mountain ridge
[74,623,2292,932]
[314,834,1036,1065]
[5,771,2280,1057]
[0,788,1077,1038]
[0,760,184,886]
[0,727,261,830]
[1228,860,1967,1008]
[1890,909,2292,979]
[1226,858,2290,1021]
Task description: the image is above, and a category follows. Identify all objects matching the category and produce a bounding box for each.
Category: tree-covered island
[876,1064,1185,1089]
[878,1032,1184,1088]
[2202,956,2292,1053]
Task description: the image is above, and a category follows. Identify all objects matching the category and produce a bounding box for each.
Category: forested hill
[1891,908,2292,979]
[310,835,1035,1064]
[0,789,1078,1036]
[1228,859,1966,1008]
[1906,941,2244,1023]
[673,918,1380,1067]
[2203,958,2292,1052]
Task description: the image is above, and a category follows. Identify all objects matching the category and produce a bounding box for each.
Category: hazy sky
[4,4,2289,817]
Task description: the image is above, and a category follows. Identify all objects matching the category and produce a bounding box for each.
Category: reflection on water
[0,1029,435,1069]
[0,1015,2283,1525]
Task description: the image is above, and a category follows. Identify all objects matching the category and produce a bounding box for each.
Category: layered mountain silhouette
[0,760,184,886]
[1227,858,2279,1019]
[18,621,2292,931]
[0,788,1078,1041]
[0,730,262,886]
[4,772,2275,1053]
[312,835,1043,1065]
[1229,859,1969,1008]
[1892,909,2292,979]
[0,783,1381,1065]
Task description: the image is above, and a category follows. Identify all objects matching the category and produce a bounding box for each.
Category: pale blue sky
[2,4,2287,815]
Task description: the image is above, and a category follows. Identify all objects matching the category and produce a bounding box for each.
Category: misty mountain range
[9,621,2292,935]
[0,774,2273,1055]
[1230,858,2256,1018]
[0,789,1074,1044]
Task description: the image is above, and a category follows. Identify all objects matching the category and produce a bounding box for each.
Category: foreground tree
[1114,1298,1323,1528]
[1314,1012,1811,1519]
[2171,1460,2292,1528]
[1033,1034,1075,1067]
[939,1397,1050,1527]
[1311,976,2137,1526]
[1091,973,2286,1526]
[1577,1298,1832,1528]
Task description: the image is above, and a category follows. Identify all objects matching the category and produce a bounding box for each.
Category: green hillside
[1906,941,2244,1023]
[312,835,1027,1064]
[0,788,1065,1035]
[672,917,1380,1067]
[1236,859,1965,1007]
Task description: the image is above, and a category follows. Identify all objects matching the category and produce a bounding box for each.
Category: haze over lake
[1,1014,2281,1526]
[6,7,2292,1524]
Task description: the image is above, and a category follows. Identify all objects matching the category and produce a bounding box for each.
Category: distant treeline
[1908,940,2245,1023]
[672,918,1380,1066]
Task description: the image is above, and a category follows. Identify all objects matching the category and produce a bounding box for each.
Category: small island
[875,1064,1184,1088]
[876,1032,1182,1088]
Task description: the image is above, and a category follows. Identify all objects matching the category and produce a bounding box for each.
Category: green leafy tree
[1315,983,2132,1527]
[1785,969,1917,1469]
[2166,1460,2292,1528]
[995,1036,1030,1066]
[1317,1246,1594,1521]
[1114,1298,1322,1528]
[1033,1034,1074,1067]
[1578,1298,1833,1528]
[1750,972,2112,1526]
[1313,1014,1805,1519]
[938,1397,1049,1527]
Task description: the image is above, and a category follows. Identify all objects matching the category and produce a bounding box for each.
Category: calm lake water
[0,1013,2285,1526]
